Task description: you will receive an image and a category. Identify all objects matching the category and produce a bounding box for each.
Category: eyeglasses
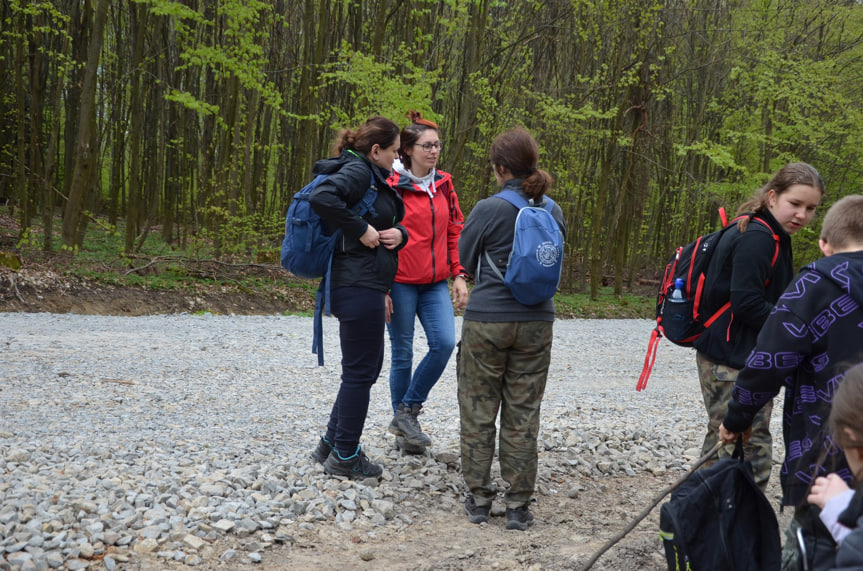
[416,141,444,152]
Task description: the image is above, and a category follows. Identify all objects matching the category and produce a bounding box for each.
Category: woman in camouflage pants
[456,128,566,531]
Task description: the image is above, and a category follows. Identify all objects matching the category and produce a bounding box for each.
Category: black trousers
[324,286,386,457]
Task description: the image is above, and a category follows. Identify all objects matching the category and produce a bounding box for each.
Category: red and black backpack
[637,210,778,391]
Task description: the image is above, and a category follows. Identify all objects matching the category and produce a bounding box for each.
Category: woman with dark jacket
[307,116,409,480]
[385,111,468,454]
[457,127,565,531]
[693,162,823,490]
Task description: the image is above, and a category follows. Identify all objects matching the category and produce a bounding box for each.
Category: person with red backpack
[384,111,468,454]
[694,163,824,490]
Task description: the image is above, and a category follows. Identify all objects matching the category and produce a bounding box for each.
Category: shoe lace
[405,411,423,432]
[355,451,375,473]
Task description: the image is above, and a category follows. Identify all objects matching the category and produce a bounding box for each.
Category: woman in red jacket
[385,111,469,453]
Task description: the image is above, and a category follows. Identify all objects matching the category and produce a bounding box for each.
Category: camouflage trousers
[696,352,774,490]
[457,319,553,509]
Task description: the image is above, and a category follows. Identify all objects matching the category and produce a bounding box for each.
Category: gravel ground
[0,314,786,570]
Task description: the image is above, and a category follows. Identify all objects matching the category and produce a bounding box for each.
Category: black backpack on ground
[659,440,781,571]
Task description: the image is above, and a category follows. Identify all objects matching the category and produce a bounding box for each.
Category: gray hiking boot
[388,403,432,447]
[394,435,426,456]
[505,505,535,531]
[464,496,490,524]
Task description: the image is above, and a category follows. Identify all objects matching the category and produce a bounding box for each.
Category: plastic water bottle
[664,277,689,340]
[670,278,686,302]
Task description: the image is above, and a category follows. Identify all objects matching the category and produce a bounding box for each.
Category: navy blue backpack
[280,170,377,365]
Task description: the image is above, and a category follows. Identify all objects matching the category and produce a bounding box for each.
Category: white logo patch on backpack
[536,240,561,268]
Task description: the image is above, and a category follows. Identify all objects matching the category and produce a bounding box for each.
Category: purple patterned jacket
[724,251,863,506]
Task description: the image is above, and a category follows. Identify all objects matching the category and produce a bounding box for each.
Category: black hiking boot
[505,505,534,531]
[323,447,383,480]
[464,496,490,524]
[311,437,333,465]
[388,403,432,447]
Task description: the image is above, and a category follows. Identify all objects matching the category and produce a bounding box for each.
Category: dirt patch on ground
[0,265,315,316]
[126,466,785,570]
[251,474,677,571]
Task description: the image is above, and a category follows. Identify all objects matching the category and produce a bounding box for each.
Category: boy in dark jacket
[720,194,863,571]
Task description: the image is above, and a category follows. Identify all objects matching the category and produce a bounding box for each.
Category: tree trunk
[62,0,110,250]
[124,3,148,253]
[14,7,29,232]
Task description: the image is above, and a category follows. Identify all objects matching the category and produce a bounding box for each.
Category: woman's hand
[808,474,851,509]
[452,276,469,308]
[378,227,403,250]
[360,225,381,248]
[385,293,393,324]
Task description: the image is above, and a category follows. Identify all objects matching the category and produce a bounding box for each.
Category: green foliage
[555,288,654,319]
[212,212,283,257]
[674,141,744,173]
[4,0,863,301]
[164,90,221,118]
[320,42,441,127]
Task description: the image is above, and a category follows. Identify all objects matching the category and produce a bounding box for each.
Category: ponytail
[330,116,400,156]
[490,127,553,200]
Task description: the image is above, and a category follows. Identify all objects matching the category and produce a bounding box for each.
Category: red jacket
[387,169,465,284]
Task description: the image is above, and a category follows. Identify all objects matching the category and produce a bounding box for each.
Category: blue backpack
[280,169,377,365]
[483,190,564,306]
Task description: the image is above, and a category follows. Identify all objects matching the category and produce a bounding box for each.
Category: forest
[2,0,863,297]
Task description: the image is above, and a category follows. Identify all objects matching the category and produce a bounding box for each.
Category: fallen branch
[7,272,25,303]
[578,441,722,571]
[124,255,282,276]
[100,378,135,385]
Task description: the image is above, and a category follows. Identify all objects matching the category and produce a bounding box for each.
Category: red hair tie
[407,110,438,129]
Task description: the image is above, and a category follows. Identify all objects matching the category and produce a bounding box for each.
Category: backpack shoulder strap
[750,216,781,267]
[481,190,525,283]
[493,189,528,209]
[351,170,378,218]
[496,189,556,213]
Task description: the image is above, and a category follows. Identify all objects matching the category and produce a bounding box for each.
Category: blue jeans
[386,280,456,413]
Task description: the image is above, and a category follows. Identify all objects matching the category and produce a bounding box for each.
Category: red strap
[703,301,731,329]
[719,206,727,226]
[685,238,702,298]
[726,311,734,343]
[637,327,661,391]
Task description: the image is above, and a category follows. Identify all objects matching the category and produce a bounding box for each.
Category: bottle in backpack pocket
[662,278,691,341]
[670,278,685,302]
